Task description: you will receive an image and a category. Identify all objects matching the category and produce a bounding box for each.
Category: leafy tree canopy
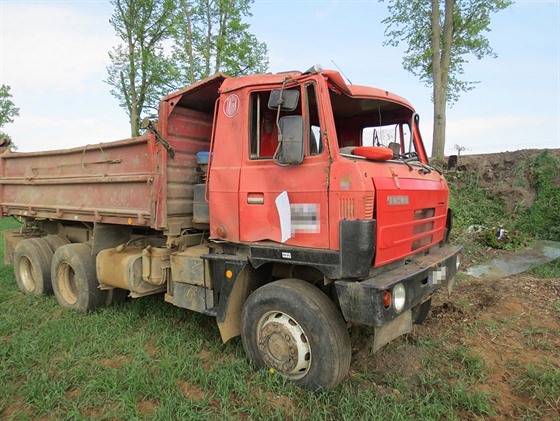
[381,0,513,105]
[107,0,268,136]
[0,84,20,140]
[380,0,513,157]
[0,85,19,149]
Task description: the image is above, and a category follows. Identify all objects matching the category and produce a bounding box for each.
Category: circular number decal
[223,94,240,118]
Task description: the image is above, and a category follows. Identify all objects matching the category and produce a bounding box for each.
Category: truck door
[239,83,330,249]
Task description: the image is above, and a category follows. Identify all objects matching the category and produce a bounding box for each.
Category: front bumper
[335,244,461,349]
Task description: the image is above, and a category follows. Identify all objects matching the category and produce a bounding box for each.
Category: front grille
[414,208,435,220]
[412,207,436,251]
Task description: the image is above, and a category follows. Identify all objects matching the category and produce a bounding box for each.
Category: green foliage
[106,0,269,136]
[513,363,560,410]
[526,258,560,279]
[0,84,20,140]
[380,0,512,157]
[380,0,513,105]
[107,0,177,136]
[513,151,560,241]
[171,0,269,85]
[448,151,560,260]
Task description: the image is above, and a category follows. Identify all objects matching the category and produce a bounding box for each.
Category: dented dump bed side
[0,136,161,228]
[0,103,214,233]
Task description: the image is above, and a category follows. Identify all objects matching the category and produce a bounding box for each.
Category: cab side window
[248,85,323,159]
[249,90,302,159]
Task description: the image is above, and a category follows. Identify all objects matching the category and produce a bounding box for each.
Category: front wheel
[241,278,351,391]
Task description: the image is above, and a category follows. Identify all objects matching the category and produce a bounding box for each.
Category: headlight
[393,283,406,313]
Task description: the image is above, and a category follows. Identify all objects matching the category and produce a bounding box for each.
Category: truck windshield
[329,90,418,158]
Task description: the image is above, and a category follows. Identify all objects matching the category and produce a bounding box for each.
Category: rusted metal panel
[0,107,214,233]
[164,107,213,230]
[0,135,160,227]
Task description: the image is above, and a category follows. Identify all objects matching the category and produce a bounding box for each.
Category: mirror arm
[275,78,288,146]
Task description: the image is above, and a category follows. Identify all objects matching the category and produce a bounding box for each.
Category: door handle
[247,193,264,205]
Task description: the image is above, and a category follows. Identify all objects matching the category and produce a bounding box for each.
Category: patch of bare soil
[351,273,560,419]
[177,380,206,401]
[137,399,159,416]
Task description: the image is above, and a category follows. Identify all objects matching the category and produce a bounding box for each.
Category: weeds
[513,363,560,414]
[448,150,560,260]
[527,258,560,279]
[514,151,560,241]
[522,327,554,351]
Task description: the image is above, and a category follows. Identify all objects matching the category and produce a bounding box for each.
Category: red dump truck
[1,67,460,390]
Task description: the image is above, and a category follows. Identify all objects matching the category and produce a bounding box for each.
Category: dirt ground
[351,149,560,419]
[351,273,559,419]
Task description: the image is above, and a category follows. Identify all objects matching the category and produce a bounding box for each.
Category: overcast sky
[1,0,558,154]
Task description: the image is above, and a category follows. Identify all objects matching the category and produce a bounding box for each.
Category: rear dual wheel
[241,278,351,391]
[51,243,108,313]
[13,235,71,296]
[13,238,54,295]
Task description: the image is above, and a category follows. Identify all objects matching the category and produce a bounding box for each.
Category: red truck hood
[371,163,449,267]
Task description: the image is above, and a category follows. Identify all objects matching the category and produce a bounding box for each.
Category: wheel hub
[257,312,311,379]
[19,255,36,292]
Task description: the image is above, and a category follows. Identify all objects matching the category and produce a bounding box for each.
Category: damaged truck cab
[2,67,460,391]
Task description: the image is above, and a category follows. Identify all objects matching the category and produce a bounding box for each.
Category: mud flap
[373,309,412,353]
[216,265,254,343]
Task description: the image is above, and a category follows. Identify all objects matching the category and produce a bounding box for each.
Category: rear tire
[241,278,351,391]
[43,234,71,252]
[13,238,55,295]
[51,243,107,312]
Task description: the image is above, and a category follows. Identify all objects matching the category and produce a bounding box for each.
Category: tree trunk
[432,88,446,158]
[430,0,443,157]
[204,0,213,77]
[431,0,455,158]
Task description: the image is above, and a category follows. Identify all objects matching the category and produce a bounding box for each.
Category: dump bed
[0,107,213,234]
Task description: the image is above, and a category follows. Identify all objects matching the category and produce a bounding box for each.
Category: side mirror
[274,116,304,166]
[268,89,300,111]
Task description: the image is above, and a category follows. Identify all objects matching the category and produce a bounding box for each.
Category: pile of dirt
[454,148,560,213]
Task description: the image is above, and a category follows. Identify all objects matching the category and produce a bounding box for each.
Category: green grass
[0,217,496,420]
[0,273,496,419]
[522,327,555,351]
[513,363,560,415]
[526,258,560,279]
[513,151,560,241]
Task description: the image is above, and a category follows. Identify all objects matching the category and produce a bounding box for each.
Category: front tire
[241,278,351,391]
[51,243,107,312]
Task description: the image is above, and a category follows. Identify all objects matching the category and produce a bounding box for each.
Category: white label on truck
[282,252,292,259]
[223,94,240,117]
